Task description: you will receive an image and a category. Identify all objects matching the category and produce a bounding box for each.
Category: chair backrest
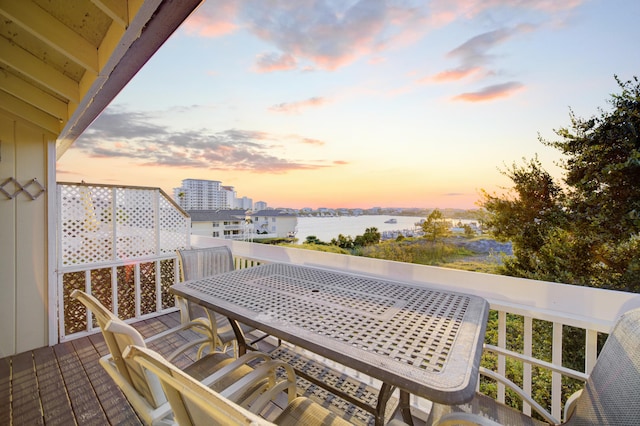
[566,307,640,424]
[177,246,234,281]
[176,246,236,324]
[124,345,272,426]
[71,290,167,409]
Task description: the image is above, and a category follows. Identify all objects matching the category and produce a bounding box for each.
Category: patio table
[171,262,489,424]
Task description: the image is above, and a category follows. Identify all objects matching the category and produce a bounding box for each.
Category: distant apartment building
[188,209,249,240]
[251,210,297,238]
[173,179,249,210]
[188,208,297,240]
[234,196,253,210]
[254,201,267,211]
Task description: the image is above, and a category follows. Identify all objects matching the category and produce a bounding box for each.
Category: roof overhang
[0,0,203,158]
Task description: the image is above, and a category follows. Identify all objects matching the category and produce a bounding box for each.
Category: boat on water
[384,218,397,224]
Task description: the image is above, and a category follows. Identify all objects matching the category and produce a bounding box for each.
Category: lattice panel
[63,271,87,335]
[140,262,157,315]
[59,183,189,340]
[90,268,113,328]
[59,184,189,267]
[159,195,188,254]
[160,259,175,309]
[115,188,157,259]
[117,265,136,319]
[60,184,114,266]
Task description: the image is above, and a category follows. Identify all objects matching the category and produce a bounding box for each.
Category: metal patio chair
[176,246,268,355]
[71,289,293,425]
[124,344,354,426]
[427,307,640,425]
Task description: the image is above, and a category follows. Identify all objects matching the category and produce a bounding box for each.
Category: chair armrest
[199,351,274,388]
[479,367,559,424]
[221,360,298,413]
[434,412,503,426]
[143,320,215,361]
[563,389,583,422]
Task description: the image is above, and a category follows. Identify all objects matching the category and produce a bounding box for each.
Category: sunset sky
[56,0,640,209]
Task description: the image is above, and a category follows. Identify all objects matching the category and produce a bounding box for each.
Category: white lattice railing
[191,235,640,422]
[57,182,191,341]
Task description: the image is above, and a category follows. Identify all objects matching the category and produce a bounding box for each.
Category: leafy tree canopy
[422,209,451,242]
[354,227,381,247]
[481,76,640,292]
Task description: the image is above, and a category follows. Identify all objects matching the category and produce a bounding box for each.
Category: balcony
[3,183,640,425]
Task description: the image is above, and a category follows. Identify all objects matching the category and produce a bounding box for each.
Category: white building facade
[188,209,250,240]
[251,210,297,238]
[254,201,268,211]
[234,196,253,210]
[188,209,297,240]
[173,179,243,210]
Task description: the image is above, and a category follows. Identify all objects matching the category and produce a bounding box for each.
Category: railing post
[497,310,506,404]
[585,329,598,375]
[523,315,533,416]
[552,322,563,420]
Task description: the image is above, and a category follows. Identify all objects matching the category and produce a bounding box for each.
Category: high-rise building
[234,196,253,210]
[173,179,229,210]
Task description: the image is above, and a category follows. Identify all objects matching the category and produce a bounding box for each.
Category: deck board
[11,351,44,425]
[54,340,110,425]
[0,354,11,425]
[33,346,76,425]
[71,337,140,425]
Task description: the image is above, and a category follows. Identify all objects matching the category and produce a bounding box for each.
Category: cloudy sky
[57,0,640,209]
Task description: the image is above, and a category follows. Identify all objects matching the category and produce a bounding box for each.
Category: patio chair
[71,290,294,425]
[176,246,267,355]
[427,307,640,425]
[124,344,354,425]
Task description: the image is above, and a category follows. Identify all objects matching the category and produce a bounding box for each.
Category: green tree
[331,234,355,249]
[421,209,451,242]
[481,76,640,292]
[304,235,324,245]
[463,224,476,238]
[354,227,380,247]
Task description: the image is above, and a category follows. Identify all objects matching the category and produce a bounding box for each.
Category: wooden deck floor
[0,311,203,425]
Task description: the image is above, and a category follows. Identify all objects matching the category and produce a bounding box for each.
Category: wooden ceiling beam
[0,0,99,74]
[90,0,129,29]
[0,70,67,121]
[0,91,61,135]
[0,37,80,104]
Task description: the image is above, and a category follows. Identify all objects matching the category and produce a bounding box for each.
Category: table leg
[399,390,414,425]
[227,318,248,356]
[375,383,396,426]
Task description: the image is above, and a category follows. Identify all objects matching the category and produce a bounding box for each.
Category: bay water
[294,215,425,243]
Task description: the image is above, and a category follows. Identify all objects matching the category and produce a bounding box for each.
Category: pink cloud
[182,2,239,37]
[301,138,325,146]
[429,66,483,82]
[269,97,327,114]
[425,24,535,85]
[427,0,585,25]
[452,81,524,102]
[255,52,297,73]
[243,1,429,71]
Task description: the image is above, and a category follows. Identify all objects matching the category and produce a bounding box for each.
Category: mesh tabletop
[171,263,489,405]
